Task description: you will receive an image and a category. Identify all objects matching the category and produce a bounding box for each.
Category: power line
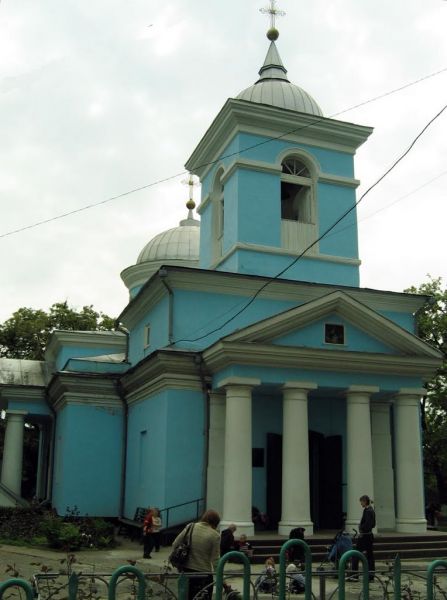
[1,66,446,240]
[173,102,447,344]
[325,170,447,240]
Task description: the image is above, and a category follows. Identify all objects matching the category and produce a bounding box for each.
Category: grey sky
[0,0,446,322]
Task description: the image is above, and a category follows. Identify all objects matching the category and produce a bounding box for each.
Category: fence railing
[159,498,204,529]
[1,540,447,600]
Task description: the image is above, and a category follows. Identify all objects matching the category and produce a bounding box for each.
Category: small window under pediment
[325,323,345,345]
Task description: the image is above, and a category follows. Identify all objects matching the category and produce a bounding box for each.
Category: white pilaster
[0,410,27,495]
[206,391,226,514]
[345,386,378,533]
[371,402,395,530]
[220,377,260,535]
[278,381,316,535]
[394,388,427,533]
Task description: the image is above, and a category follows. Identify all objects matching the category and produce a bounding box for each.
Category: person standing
[152,507,162,552]
[142,507,154,559]
[352,495,376,581]
[171,509,221,600]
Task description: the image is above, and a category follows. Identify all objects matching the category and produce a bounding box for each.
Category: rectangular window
[325,323,345,345]
[144,324,151,348]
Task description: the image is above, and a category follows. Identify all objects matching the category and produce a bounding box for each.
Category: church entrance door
[265,431,343,531]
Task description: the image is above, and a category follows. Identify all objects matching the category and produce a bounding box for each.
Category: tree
[0,301,116,361]
[405,277,447,502]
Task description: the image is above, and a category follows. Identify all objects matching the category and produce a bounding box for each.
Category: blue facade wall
[54,344,124,371]
[128,295,169,365]
[52,403,124,516]
[124,389,205,524]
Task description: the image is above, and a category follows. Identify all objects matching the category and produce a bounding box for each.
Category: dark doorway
[266,431,343,530]
[266,433,282,528]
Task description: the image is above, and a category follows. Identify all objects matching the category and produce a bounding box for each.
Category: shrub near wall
[0,507,116,549]
[0,506,46,541]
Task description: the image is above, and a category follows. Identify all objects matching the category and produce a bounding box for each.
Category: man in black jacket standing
[352,495,376,581]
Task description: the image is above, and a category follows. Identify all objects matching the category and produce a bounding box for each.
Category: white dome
[137,217,199,264]
[120,212,200,296]
[236,41,323,117]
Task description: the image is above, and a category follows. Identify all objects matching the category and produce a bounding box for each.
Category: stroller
[323,529,356,568]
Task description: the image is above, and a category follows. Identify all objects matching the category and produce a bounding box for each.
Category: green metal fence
[1,542,447,600]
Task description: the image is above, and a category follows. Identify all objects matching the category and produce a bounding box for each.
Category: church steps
[247,534,447,564]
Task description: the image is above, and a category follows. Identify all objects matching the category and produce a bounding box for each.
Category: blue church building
[0,16,442,536]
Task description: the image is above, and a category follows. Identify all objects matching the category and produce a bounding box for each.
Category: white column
[206,392,226,515]
[345,386,378,532]
[394,388,427,533]
[278,382,316,535]
[371,402,395,530]
[220,377,260,535]
[0,410,27,495]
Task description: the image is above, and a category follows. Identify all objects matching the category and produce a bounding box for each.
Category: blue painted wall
[52,403,124,516]
[124,388,205,524]
[127,295,169,365]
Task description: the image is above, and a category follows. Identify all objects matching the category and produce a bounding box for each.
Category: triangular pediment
[224,290,441,359]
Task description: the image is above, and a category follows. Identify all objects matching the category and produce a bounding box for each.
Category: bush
[0,507,116,549]
[0,506,46,541]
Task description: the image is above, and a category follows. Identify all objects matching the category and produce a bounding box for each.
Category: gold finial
[260,0,285,39]
[181,173,198,211]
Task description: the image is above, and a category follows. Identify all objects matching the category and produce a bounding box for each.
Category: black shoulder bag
[169,523,194,570]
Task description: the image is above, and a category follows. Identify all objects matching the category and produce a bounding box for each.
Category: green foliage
[0,507,115,550]
[0,301,116,360]
[405,276,447,502]
[0,506,46,541]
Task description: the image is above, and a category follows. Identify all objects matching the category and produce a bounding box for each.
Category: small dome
[121,210,200,297]
[137,216,199,264]
[236,41,323,116]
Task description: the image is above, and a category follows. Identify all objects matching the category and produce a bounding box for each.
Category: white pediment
[224,290,441,359]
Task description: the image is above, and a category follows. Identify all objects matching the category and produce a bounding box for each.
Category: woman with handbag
[171,509,221,600]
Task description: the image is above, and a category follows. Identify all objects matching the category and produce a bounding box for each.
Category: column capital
[218,377,261,390]
[282,381,317,392]
[5,410,28,418]
[347,385,380,395]
[396,387,426,398]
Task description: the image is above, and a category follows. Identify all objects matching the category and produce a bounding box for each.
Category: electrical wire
[1,66,446,240]
[173,103,447,344]
[324,170,447,241]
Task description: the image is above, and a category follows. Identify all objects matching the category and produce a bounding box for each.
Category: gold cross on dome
[260,0,286,29]
[181,173,199,203]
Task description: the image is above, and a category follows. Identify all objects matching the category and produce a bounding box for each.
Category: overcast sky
[0,0,446,323]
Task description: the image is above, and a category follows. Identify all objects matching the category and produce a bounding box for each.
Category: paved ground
[1,537,446,599]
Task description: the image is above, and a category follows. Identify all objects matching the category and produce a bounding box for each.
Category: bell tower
[185,4,373,287]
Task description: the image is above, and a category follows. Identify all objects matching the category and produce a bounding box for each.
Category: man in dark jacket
[352,495,376,581]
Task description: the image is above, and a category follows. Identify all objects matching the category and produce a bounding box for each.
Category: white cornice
[221,158,282,185]
[319,173,360,188]
[118,276,167,330]
[185,99,373,180]
[116,266,429,337]
[213,242,361,267]
[202,341,441,380]
[121,351,205,405]
[48,374,121,412]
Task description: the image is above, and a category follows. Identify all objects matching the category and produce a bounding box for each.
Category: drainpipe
[114,323,130,519]
[193,352,211,510]
[159,269,174,346]
[39,388,56,507]
[115,379,129,518]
